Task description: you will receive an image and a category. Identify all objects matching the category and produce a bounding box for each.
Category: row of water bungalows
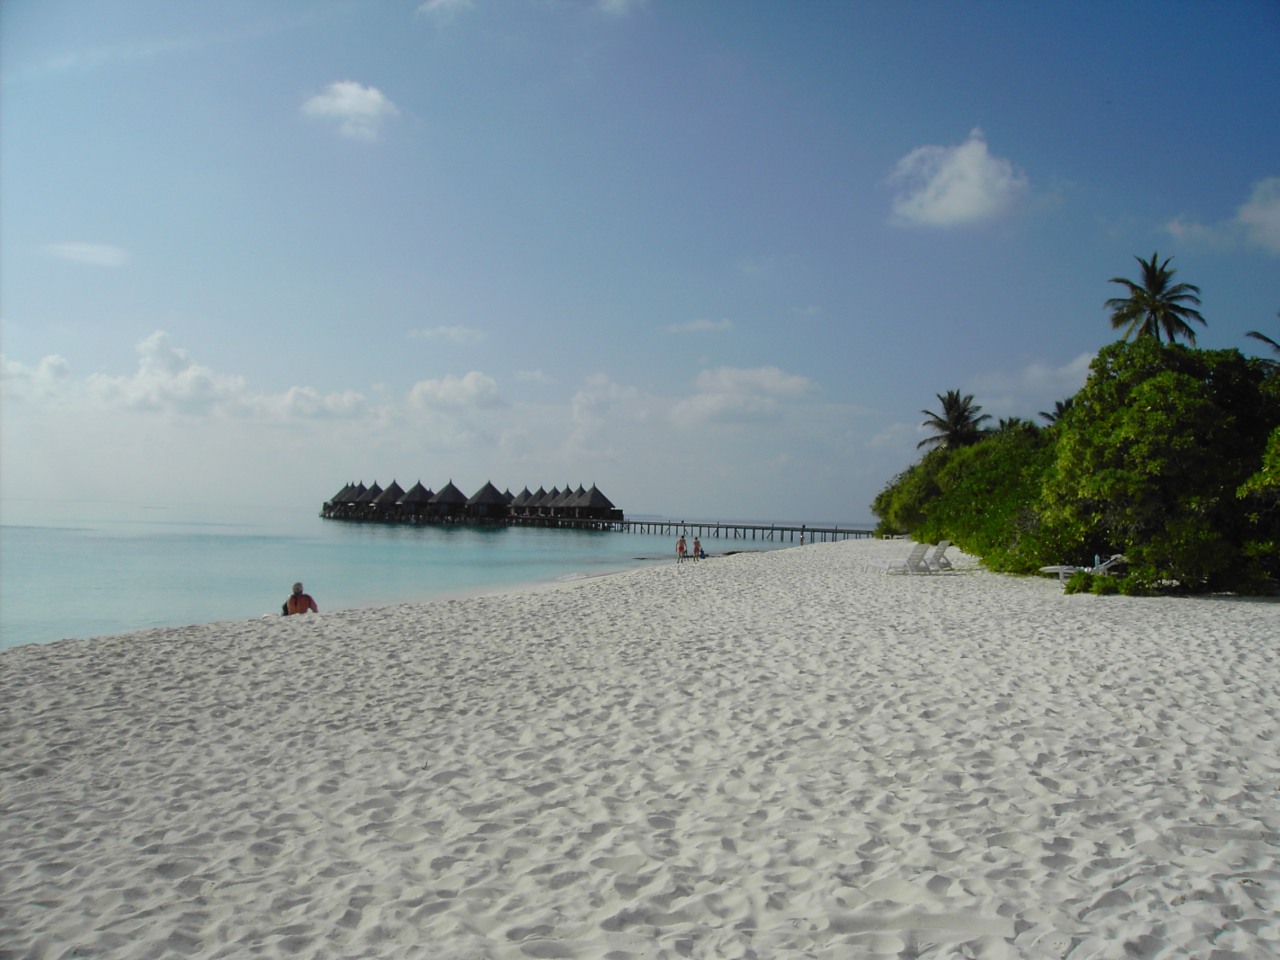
[322,480,624,527]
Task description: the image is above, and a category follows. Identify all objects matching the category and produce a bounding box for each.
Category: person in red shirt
[284,582,318,615]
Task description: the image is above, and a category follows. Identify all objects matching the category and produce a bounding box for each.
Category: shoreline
[4,539,1277,958]
[0,503,793,650]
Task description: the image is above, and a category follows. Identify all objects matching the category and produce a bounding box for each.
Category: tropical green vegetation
[872,257,1280,594]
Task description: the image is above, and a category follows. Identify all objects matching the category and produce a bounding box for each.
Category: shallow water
[0,500,804,649]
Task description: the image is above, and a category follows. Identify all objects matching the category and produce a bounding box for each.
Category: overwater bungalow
[430,480,468,520]
[320,478,623,527]
[466,481,510,521]
[400,481,434,522]
[372,480,405,513]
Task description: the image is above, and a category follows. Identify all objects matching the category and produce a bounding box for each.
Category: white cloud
[302,81,399,141]
[409,371,501,409]
[43,242,130,267]
[409,325,487,345]
[1,353,72,401]
[969,352,1095,418]
[597,0,647,14]
[272,386,369,419]
[6,331,370,420]
[670,365,816,425]
[418,0,473,16]
[87,331,248,413]
[1236,177,1280,254]
[889,128,1029,228]
[667,318,733,334]
[1164,177,1280,256]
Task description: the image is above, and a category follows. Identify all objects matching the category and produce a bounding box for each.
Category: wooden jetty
[615,520,872,543]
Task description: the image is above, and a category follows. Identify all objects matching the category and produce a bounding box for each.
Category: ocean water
[0,501,801,650]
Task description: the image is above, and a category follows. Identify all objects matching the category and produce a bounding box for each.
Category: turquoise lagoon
[0,500,813,650]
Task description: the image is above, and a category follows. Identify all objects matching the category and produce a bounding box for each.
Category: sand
[2,539,1278,959]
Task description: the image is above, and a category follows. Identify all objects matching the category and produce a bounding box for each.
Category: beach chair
[925,540,953,571]
[868,542,932,574]
[1039,553,1127,583]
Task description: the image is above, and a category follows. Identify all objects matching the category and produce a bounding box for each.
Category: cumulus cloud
[87,331,248,413]
[409,325,486,345]
[409,371,501,409]
[667,318,733,334]
[1165,177,1280,256]
[889,128,1029,228]
[43,242,130,267]
[1,353,72,400]
[302,81,399,141]
[1237,178,1280,253]
[670,365,815,425]
[6,331,369,420]
[274,386,368,419]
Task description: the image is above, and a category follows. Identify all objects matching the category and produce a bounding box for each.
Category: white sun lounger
[926,540,953,571]
[1039,553,1127,582]
[868,542,932,574]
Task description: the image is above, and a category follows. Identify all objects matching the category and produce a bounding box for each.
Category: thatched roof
[330,482,353,503]
[467,481,508,506]
[431,480,467,505]
[342,482,367,504]
[578,484,615,509]
[373,480,405,506]
[356,482,383,504]
[400,481,434,505]
[512,487,533,508]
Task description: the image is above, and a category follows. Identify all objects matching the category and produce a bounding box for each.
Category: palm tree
[1245,312,1280,369]
[996,416,1035,432]
[1106,251,1206,345]
[918,389,992,450]
[1039,397,1075,424]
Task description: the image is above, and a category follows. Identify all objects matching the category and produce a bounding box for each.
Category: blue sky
[3,0,1278,524]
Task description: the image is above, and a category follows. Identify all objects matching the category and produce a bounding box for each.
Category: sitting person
[283,582,318,616]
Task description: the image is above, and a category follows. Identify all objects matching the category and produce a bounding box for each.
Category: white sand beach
[3,539,1278,959]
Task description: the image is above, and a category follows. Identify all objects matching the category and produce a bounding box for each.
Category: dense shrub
[871,448,948,537]
[913,423,1057,572]
[1040,340,1279,591]
[871,339,1280,593]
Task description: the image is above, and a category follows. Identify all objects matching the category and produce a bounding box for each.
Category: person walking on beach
[676,535,687,564]
[692,536,701,561]
[283,582,318,615]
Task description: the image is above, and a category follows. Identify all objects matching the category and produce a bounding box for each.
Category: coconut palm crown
[1039,397,1075,424]
[918,389,992,450]
[1106,252,1206,345]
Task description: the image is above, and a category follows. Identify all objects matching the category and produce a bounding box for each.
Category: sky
[2,0,1278,525]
